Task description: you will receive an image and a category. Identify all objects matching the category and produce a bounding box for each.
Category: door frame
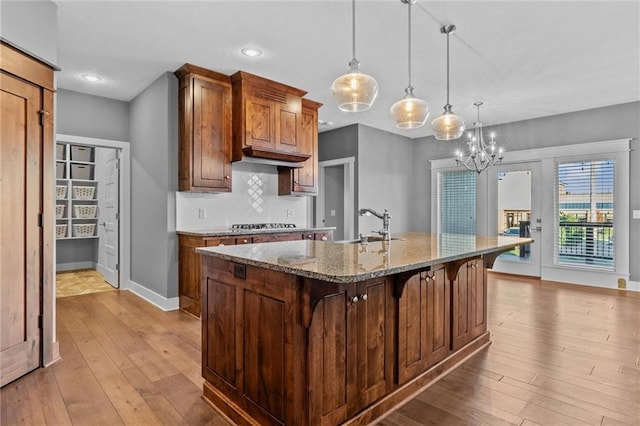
[55,134,131,291]
[317,157,356,240]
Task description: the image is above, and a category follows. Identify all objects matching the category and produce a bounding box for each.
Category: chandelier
[455,102,504,173]
[331,0,378,112]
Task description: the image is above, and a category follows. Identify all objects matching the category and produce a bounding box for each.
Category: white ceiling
[55,0,640,138]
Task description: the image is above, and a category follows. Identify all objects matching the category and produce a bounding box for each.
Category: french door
[487,162,542,277]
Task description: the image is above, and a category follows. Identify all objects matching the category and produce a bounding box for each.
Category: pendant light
[391,0,429,129]
[331,0,378,112]
[431,25,465,140]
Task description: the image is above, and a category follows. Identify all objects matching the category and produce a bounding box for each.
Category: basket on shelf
[71,164,94,180]
[73,186,95,200]
[74,205,97,219]
[56,144,65,160]
[73,223,95,238]
[55,205,65,219]
[56,224,67,239]
[56,185,67,199]
[71,145,93,162]
[56,162,65,179]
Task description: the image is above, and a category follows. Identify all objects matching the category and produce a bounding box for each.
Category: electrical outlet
[286,208,294,218]
[633,210,640,219]
[618,278,627,289]
[198,208,207,219]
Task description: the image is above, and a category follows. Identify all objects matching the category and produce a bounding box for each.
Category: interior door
[488,162,542,277]
[1,73,42,386]
[100,148,119,287]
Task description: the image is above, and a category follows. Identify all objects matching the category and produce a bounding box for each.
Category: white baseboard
[96,262,107,277]
[56,261,96,272]
[126,280,179,311]
[627,281,640,292]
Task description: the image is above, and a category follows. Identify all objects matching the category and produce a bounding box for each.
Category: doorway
[55,134,131,296]
[317,157,355,241]
[488,162,542,277]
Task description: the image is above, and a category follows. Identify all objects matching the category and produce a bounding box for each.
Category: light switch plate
[633,210,640,219]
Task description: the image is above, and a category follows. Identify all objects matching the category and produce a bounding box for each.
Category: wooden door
[352,277,394,413]
[451,258,485,351]
[397,265,450,385]
[1,72,42,386]
[192,77,232,191]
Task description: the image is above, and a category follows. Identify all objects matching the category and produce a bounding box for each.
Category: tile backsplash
[176,162,310,230]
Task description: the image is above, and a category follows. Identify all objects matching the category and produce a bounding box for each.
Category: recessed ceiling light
[81,74,102,82]
[241,47,263,57]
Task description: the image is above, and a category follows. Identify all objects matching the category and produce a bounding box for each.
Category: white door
[488,161,542,277]
[100,149,120,287]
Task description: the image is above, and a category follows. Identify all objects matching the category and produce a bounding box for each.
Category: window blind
[437,170,476,235]
[555,160,615,269]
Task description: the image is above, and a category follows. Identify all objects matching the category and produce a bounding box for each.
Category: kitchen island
[196,232,532,425]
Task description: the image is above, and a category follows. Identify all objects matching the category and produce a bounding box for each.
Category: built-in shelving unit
[56,142,99,240]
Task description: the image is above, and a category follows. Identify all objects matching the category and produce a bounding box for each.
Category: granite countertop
[177,226,336,237]
[196,232,534,283]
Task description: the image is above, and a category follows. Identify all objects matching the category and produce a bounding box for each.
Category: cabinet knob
[360,293,368,301]
[306,234,313,239]
[351,296,359,303]
[321,236,328,241]
[294,180,299,184]
[219,243,225,246]
[243,239,248,243]
[225,175,230,179]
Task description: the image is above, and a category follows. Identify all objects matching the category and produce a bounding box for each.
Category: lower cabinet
[307,277,395,424]
[451,257,487,351]
[396,264,450,384]
[178,230,333,318]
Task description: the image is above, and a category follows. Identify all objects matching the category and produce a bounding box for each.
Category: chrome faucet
[358,208,392,241]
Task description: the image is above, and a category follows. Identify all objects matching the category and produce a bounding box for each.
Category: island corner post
[196,233,531,425]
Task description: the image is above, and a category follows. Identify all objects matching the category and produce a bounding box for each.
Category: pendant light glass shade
[432,25,465,140]
[331,59,379,112]
[390,87,430,129]
[331,0,378,112]
[392,0,429,129]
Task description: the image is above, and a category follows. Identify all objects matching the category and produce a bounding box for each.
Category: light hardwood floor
[1,274,638,425]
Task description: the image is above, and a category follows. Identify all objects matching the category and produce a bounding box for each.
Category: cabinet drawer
[204,237,236,247]
[253,233,302,243]
[235,237,253,245]
[314,231,332,241]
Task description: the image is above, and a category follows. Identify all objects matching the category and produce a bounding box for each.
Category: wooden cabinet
[231,71,310,163]
[1,42,55,386]
[175,64,232,192]
[308,277,394,424]
[396,265,450,384]
[278,99,322,195]
[451,257,487,351]
[179,230,332,317]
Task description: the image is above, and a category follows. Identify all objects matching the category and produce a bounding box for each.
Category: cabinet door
[191,77,232,191]
[275,94,302,155]
[292,105,317,193]
[352,278,394,413]
[397,265,450,384]
[245,95,276,150]
[451,258,485,351]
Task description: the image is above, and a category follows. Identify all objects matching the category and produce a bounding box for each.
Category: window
[555,160,614,269]
[437,170,476,235]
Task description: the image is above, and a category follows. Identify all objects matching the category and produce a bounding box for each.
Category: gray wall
[129,72,179,298]
[57,89,130,141]
[55,90,130,266]
[413,101,640,280]
[0,0,57,65]
[358,125,414,235]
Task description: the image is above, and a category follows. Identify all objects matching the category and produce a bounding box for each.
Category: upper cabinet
[231,71,310,163]
[175,64,233,192]
[278,98,322,195]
